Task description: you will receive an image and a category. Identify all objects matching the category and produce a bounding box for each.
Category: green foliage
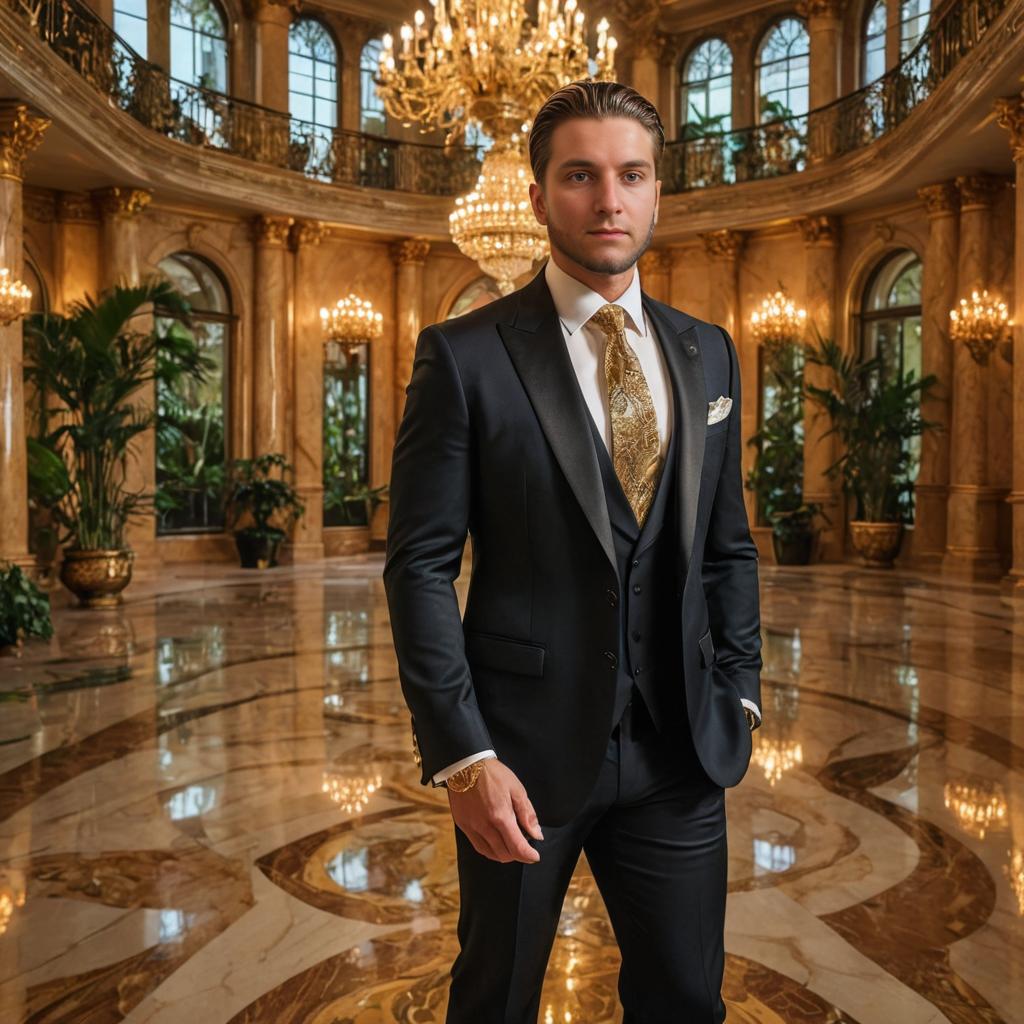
[0,563,53,648]
[22,278,211,551]
[802,325,940,523]
[745,340,824,539]
[225,453,305,539]
[155,331,226,531]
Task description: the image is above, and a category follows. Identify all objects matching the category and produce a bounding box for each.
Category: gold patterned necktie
[589,302,662,528]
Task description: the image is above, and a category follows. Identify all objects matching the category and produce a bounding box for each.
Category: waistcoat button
[603,650,617,668]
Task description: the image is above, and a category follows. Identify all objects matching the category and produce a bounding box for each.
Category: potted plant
[224,453,306,568]
[803,327,939,567]
[746,339,825,564]
[0,562,53,655]
[23,279,209,606]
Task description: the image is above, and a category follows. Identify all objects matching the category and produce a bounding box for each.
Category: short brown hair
[528,80,665,187]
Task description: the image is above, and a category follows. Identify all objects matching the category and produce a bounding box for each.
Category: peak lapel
[496,272,618,583]
[641,293,706,581]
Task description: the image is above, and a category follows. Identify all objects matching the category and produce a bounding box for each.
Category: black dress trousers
[445,693,729,1024]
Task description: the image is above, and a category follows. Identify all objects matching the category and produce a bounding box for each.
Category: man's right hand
[448,758,544,864]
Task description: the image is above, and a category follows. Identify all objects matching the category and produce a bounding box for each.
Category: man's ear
[529,181,547,225]
[654,178,661,225]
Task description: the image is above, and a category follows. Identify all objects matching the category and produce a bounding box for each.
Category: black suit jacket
[383,263,762,826]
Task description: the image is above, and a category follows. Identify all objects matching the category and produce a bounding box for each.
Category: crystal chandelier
[377,0,617,294]
[320,294,383,365]
[0,267,32,325]
[751,736,803,786]
[321,770,384,814]
[749,289,807,358]
[949,288,1013,364]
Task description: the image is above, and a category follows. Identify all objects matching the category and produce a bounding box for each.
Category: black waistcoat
[583,340,686,737]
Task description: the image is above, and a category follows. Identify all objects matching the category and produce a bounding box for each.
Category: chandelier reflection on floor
[376,0,617,294]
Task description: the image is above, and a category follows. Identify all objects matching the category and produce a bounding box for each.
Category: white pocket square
[707,395,732,425]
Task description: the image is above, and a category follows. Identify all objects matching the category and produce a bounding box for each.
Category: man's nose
[593,177,623,214]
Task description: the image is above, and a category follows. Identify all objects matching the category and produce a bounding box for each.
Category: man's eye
[625,172,641,182]
[570,172,589,182]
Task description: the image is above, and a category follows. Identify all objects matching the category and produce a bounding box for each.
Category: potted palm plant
[23,278,209,606]
[803,328,939,567]
[224,453,305,568]
[746,340,825,564]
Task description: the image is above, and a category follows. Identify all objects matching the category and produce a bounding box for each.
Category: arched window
[360,38,386,135]
[290,19,338,177]
[680,38,733,137]
[862,0,887,85]
[114,0,148,58]
[446,277,503,318]
[899,0,930,56]
[860,249,923,519]
[155,252,233,534]
[323,340,371,528]
[756,18,809,123]
[170,0,228,93]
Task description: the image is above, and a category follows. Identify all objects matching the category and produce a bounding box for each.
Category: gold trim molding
[797,214,840,246]
[389,238,431,266]
[0,101,50,182]
[699,230,746,262]
[638,248,674,275]
[917,181,960,216]
[955,173,1009,210]
[91,186,152,219]
[250,214,293,247]
[994,94,1024,162]
[290,219,326,249]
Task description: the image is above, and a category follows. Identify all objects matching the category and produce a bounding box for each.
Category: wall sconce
[949,288,1013,365]
[0,268,32,326]
[320,294,383,366]
[749,289,807,359]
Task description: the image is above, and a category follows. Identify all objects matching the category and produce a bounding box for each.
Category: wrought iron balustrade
[4,0,483,196]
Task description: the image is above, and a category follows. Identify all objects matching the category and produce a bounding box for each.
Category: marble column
[92,186,156,562]
[943,174,1006,579]
[994,95,1024,588]
[638,247,672,305]
[798,0,843,164]
[251,214,293,459]
[699,229,754,523]
[799,214,843,562]
[389,238,430,427]
[289,220,326,563]
[0,102,50,570]
[914,182,959,569]
[251,0,291,112]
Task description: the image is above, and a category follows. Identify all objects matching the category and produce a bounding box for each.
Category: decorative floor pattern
[1,559,1022,1023]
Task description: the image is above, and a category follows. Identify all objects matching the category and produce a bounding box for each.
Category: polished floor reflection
[1,558,1022,1023]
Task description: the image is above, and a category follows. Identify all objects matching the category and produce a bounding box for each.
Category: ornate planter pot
[849,521,903,568]
[60,548,135,607]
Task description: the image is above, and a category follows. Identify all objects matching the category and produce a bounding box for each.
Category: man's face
[529,116,661,277]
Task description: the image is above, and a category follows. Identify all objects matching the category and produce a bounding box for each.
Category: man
[383,80,762,1024]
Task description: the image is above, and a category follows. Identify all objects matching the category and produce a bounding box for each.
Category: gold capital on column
[699,229,746,262]
[389,238,430,266]
[955,173,1008,210]
[91,186,152,218]
[638,248,673,276]
[795,0,844,18]
[290,219,326,249]
[917,181,960,217]
[0,102,50,182]
[251,214,294,247]
[994,94,1024,162]
[797,214,840,246]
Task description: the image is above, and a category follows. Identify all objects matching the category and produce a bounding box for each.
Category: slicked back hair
[528,80,665,188]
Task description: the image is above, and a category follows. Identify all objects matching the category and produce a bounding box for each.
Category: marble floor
[1,556,1023,1023]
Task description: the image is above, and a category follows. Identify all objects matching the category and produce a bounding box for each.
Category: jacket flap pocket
[464,630,545,677]
[698,627,716,669]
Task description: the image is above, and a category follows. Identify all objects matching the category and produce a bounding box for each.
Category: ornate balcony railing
[661,0,1011,193]
[3,0,484,196]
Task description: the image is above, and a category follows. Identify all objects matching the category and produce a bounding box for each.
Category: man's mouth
[590,229,626,236]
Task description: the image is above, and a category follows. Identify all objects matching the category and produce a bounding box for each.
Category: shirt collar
[544,256,647,339]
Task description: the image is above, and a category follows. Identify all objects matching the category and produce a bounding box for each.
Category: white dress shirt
[432,258,760,784]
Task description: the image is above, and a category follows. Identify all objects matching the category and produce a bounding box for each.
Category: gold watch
[744,706,758,732]
[446,758,488,793]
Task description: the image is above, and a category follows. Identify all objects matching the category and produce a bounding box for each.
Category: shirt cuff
[740,698,761,726]
[432,749,497,785]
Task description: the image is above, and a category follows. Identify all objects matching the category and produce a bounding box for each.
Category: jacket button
[633,583,642,594]
[606,588,617,607]
[631,630,641,641]
[604,650,617,668]
[632,559,639,568]
[634,667,641,676]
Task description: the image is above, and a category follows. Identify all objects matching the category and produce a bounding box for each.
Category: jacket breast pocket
[464,630,546,677]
